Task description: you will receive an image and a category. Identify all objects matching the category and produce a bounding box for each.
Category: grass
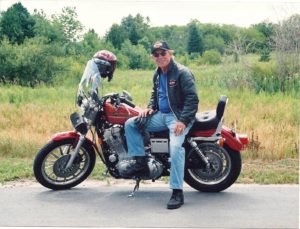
[0,63,299,184]
[238,158,299,184]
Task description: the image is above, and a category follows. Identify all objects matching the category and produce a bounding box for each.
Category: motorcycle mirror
[122,90,133,101]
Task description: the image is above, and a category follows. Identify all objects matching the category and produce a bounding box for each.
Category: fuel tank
[103,102,140,124]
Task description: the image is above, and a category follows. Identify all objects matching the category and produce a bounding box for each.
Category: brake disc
[197,150,224,179]
[53,155,81,178]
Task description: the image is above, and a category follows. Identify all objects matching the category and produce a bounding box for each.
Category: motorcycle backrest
[216,95,228,120]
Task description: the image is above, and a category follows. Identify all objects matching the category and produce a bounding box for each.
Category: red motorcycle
[33,89,248,194]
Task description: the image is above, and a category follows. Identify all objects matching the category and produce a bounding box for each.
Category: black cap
[151,41,171,53]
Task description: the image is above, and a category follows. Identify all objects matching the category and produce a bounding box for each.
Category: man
[123,41,199,209]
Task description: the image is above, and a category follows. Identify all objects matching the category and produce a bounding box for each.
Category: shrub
[120,40,154,69]
[0,36,66,86]
[201,49,222,65]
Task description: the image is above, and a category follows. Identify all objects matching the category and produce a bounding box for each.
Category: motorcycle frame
[50,120,244,170]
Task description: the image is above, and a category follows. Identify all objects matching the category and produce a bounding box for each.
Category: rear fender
[221,126,248,151]
[189,126,248,152]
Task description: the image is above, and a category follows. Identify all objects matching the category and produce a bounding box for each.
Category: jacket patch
[169,80,177,87]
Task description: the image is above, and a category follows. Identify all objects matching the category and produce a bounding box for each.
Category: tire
[184,143,241,192]
[33,138,96,190]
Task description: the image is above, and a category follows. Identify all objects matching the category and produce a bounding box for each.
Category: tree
[149,25,187,55]
[201,23,234,45]
[202,49,222,65]
[120,40,153,69]
[203,34,225,54]
[187,20,204,55]
[0,3,35,44]
[226,29,247,63]
[51,6,83,42]
[120,14,150,45]
[82,29,114,56]
[253,22,276,61]
[105,24,128,49]
[32,9,65,43]
[0,37,65,86]
[273,14,300,92]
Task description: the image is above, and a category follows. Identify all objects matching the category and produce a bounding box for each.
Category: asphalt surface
[0,181,298,228]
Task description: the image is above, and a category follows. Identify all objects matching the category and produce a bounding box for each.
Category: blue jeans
[125,111,192,190]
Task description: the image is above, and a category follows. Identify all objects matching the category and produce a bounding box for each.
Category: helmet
[93,50,117,82]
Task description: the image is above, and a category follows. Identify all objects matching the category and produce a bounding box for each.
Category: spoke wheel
[185,143,241,192]
[34,139,96,190]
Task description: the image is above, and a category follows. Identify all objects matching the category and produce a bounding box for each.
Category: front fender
[51,131,95,147]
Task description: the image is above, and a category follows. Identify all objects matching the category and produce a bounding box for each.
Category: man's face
[152,49,172,69]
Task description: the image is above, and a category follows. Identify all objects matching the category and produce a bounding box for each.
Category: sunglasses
[153,51,167,57]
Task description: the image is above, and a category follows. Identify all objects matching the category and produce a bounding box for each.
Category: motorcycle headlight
[70,112,88,135]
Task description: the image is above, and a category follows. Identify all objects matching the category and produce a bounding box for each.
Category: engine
[103,125,164,180]
[103,125,128,165]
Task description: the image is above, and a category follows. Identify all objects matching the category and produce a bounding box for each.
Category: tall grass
[0,67,298,161]
[0,55,299,184]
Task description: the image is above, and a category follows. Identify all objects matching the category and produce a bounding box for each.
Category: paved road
[0,181,298,228]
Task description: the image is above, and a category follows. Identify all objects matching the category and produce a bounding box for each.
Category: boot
[167,189,184,209]
[118,156,149,178]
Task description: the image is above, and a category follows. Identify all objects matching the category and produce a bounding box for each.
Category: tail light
[237,134,249,145]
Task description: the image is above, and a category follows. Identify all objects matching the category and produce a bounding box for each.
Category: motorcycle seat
[190,110,219,131]
[190,95,228,131]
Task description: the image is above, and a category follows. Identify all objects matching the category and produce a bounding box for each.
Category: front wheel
[184,143,241,192]
[33,138,96,190]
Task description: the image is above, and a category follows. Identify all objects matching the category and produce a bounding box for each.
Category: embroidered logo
[153,42,163,49]
[169,80,177,87]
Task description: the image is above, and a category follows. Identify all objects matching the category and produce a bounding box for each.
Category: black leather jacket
[148,59,199,126]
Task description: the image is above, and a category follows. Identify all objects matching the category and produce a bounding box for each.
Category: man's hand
[139,108,155,117]
[174,121,186,136]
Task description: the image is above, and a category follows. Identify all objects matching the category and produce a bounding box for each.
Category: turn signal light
[218,138,225,147]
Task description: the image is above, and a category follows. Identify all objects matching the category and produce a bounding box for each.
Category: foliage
[0,37,66,86]
[121,14,150,45]
[32,9,65,43]
[201,49,222,65]
[0,3,299,94]
[105,24,128,49]
[273,14,300,93]
[120,40,154,69]
[201,23,235,45]
[51,6,83,42]
[106,14,150,48]
[0,3,35,44]
[203,34,225,54]
[149,25,188,55]
[187,20,204,55]
[250,61,279,93]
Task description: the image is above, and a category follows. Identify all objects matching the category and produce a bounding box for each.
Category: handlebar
[120,97,135,108]
[101,93,136,108]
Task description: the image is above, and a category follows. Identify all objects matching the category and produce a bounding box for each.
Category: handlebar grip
[121,98,135,108]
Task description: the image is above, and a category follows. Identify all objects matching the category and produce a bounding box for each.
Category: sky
[0,0,300,37]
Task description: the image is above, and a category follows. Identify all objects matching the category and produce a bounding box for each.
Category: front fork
[65,134,85,169]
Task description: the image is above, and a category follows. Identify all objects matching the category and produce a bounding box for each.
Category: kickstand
[128,179,141,198]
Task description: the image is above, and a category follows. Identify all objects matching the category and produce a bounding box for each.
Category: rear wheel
[184,143,241,192]
[33,138,96,190]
